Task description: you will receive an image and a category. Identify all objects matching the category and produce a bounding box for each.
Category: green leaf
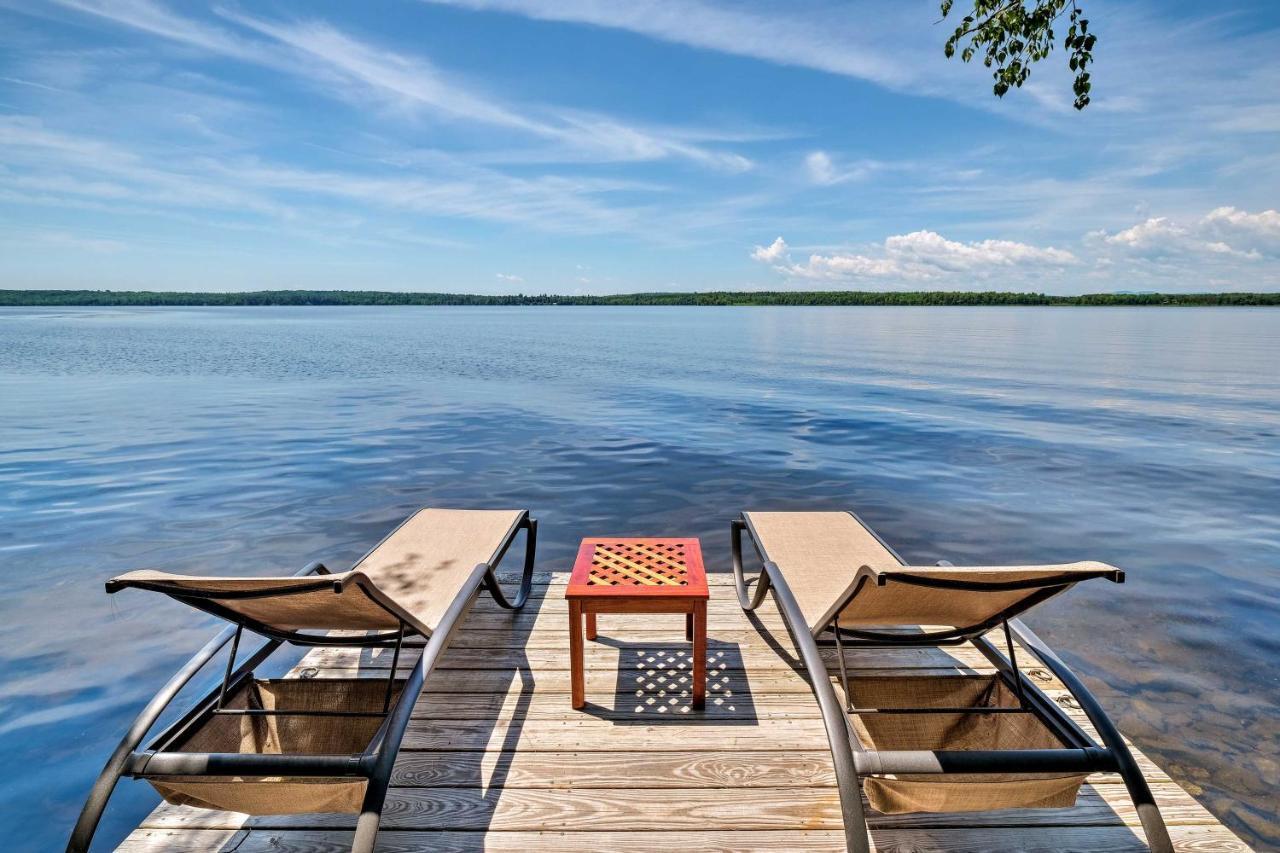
[940,0,1098,110]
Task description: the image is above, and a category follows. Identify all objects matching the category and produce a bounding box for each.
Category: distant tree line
[2,289,1277,307]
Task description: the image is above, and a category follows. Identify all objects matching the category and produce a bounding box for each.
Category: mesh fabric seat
[849,675,1086,813]
[108,508,526,637]
[742,511,1119,635]
[149,678,402,814]
[739,510,1119,815]
[72,506,538,853]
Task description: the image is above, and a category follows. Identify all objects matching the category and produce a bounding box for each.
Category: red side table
[565,538,710,710]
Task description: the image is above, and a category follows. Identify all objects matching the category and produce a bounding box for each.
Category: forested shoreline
[3,289,1277,307]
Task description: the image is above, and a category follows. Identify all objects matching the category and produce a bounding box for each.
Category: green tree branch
[941,0,1096,109]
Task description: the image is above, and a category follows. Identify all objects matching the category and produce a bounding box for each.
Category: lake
[1,305,1276,850]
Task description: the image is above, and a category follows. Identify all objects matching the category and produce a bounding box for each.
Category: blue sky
[1,0,1278,293]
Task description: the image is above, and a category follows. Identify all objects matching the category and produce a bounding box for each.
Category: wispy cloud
[47,0,755,170]
[0,115,670,237]
[0,75,74,94]
[50,0,260,60]
[222,9,754,170]
[1,227,126,253]
[219,9,540,130]
[421,0,1280,136]
[418,0,916,91]
[0,115,295,218]
[803,150,896,186]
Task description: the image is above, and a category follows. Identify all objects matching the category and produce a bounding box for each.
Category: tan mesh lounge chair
[732,510,1172,853]
[68,507,537,853]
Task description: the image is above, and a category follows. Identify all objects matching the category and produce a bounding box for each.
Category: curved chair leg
[731,518,870,853]
[485,517,537,610]
[764,560,872,853]
[354,565,489,851]
[66,623,243,852]
[351,776,390,853]
[731,517,772,611]
[1011,619,1173,853]
[67,559,326,853]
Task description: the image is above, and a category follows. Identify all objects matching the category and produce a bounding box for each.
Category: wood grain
[115,570,1248,852]
[118,825,1251,853]
[140,782,1217,832]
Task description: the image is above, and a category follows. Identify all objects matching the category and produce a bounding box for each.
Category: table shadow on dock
[576,636,757,725]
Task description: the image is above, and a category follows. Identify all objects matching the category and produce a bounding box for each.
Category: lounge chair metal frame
[68,511,538,853]
[731,510,1173,853]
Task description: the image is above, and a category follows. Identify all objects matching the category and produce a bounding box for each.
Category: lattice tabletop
[567,538,708,599]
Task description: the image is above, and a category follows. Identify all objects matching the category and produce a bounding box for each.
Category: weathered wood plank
[387,749,838,788]
[303,642,994,673]
[119,825,1252,853]
[138,782,1217,832]
[409,689,823,720]
[384,749,1159,790]
[298,665,815,694]
[115,568,1244,851]
[399,717,835,751]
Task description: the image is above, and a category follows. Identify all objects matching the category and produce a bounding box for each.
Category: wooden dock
[119,572,1250,852]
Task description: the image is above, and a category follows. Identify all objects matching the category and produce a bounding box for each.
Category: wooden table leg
[586,613,597,641]
[685,612,693,641]
[569,601,585,709]
[692,601,706,710]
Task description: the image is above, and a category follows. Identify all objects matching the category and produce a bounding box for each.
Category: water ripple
[0,305,1277,850]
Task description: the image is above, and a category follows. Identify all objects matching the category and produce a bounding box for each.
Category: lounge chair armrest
[481,514,538,611]
[861,561,1124,589]
[105,559,334,594]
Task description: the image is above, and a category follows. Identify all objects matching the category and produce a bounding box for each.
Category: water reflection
[0,305,1276,849]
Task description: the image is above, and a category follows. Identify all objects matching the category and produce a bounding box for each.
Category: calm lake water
[1,306,1276,850]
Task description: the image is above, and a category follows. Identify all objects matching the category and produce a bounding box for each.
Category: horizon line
[3,288,1279,307]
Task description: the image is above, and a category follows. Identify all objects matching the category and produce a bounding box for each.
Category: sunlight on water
[1,305,1277,849]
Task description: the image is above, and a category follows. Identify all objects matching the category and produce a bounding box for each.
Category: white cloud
[804,151,836,185]
[495,272,523,282]
[754,230,1076,283]
[1202,207,1280,254]
[787,252,901,280]
[886,231,1076,272]
[1093,208,1278,260]
[750,236,788,263]
[803,150,886,186]
[757,208,1280,291]
[1098,217,1187,252]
